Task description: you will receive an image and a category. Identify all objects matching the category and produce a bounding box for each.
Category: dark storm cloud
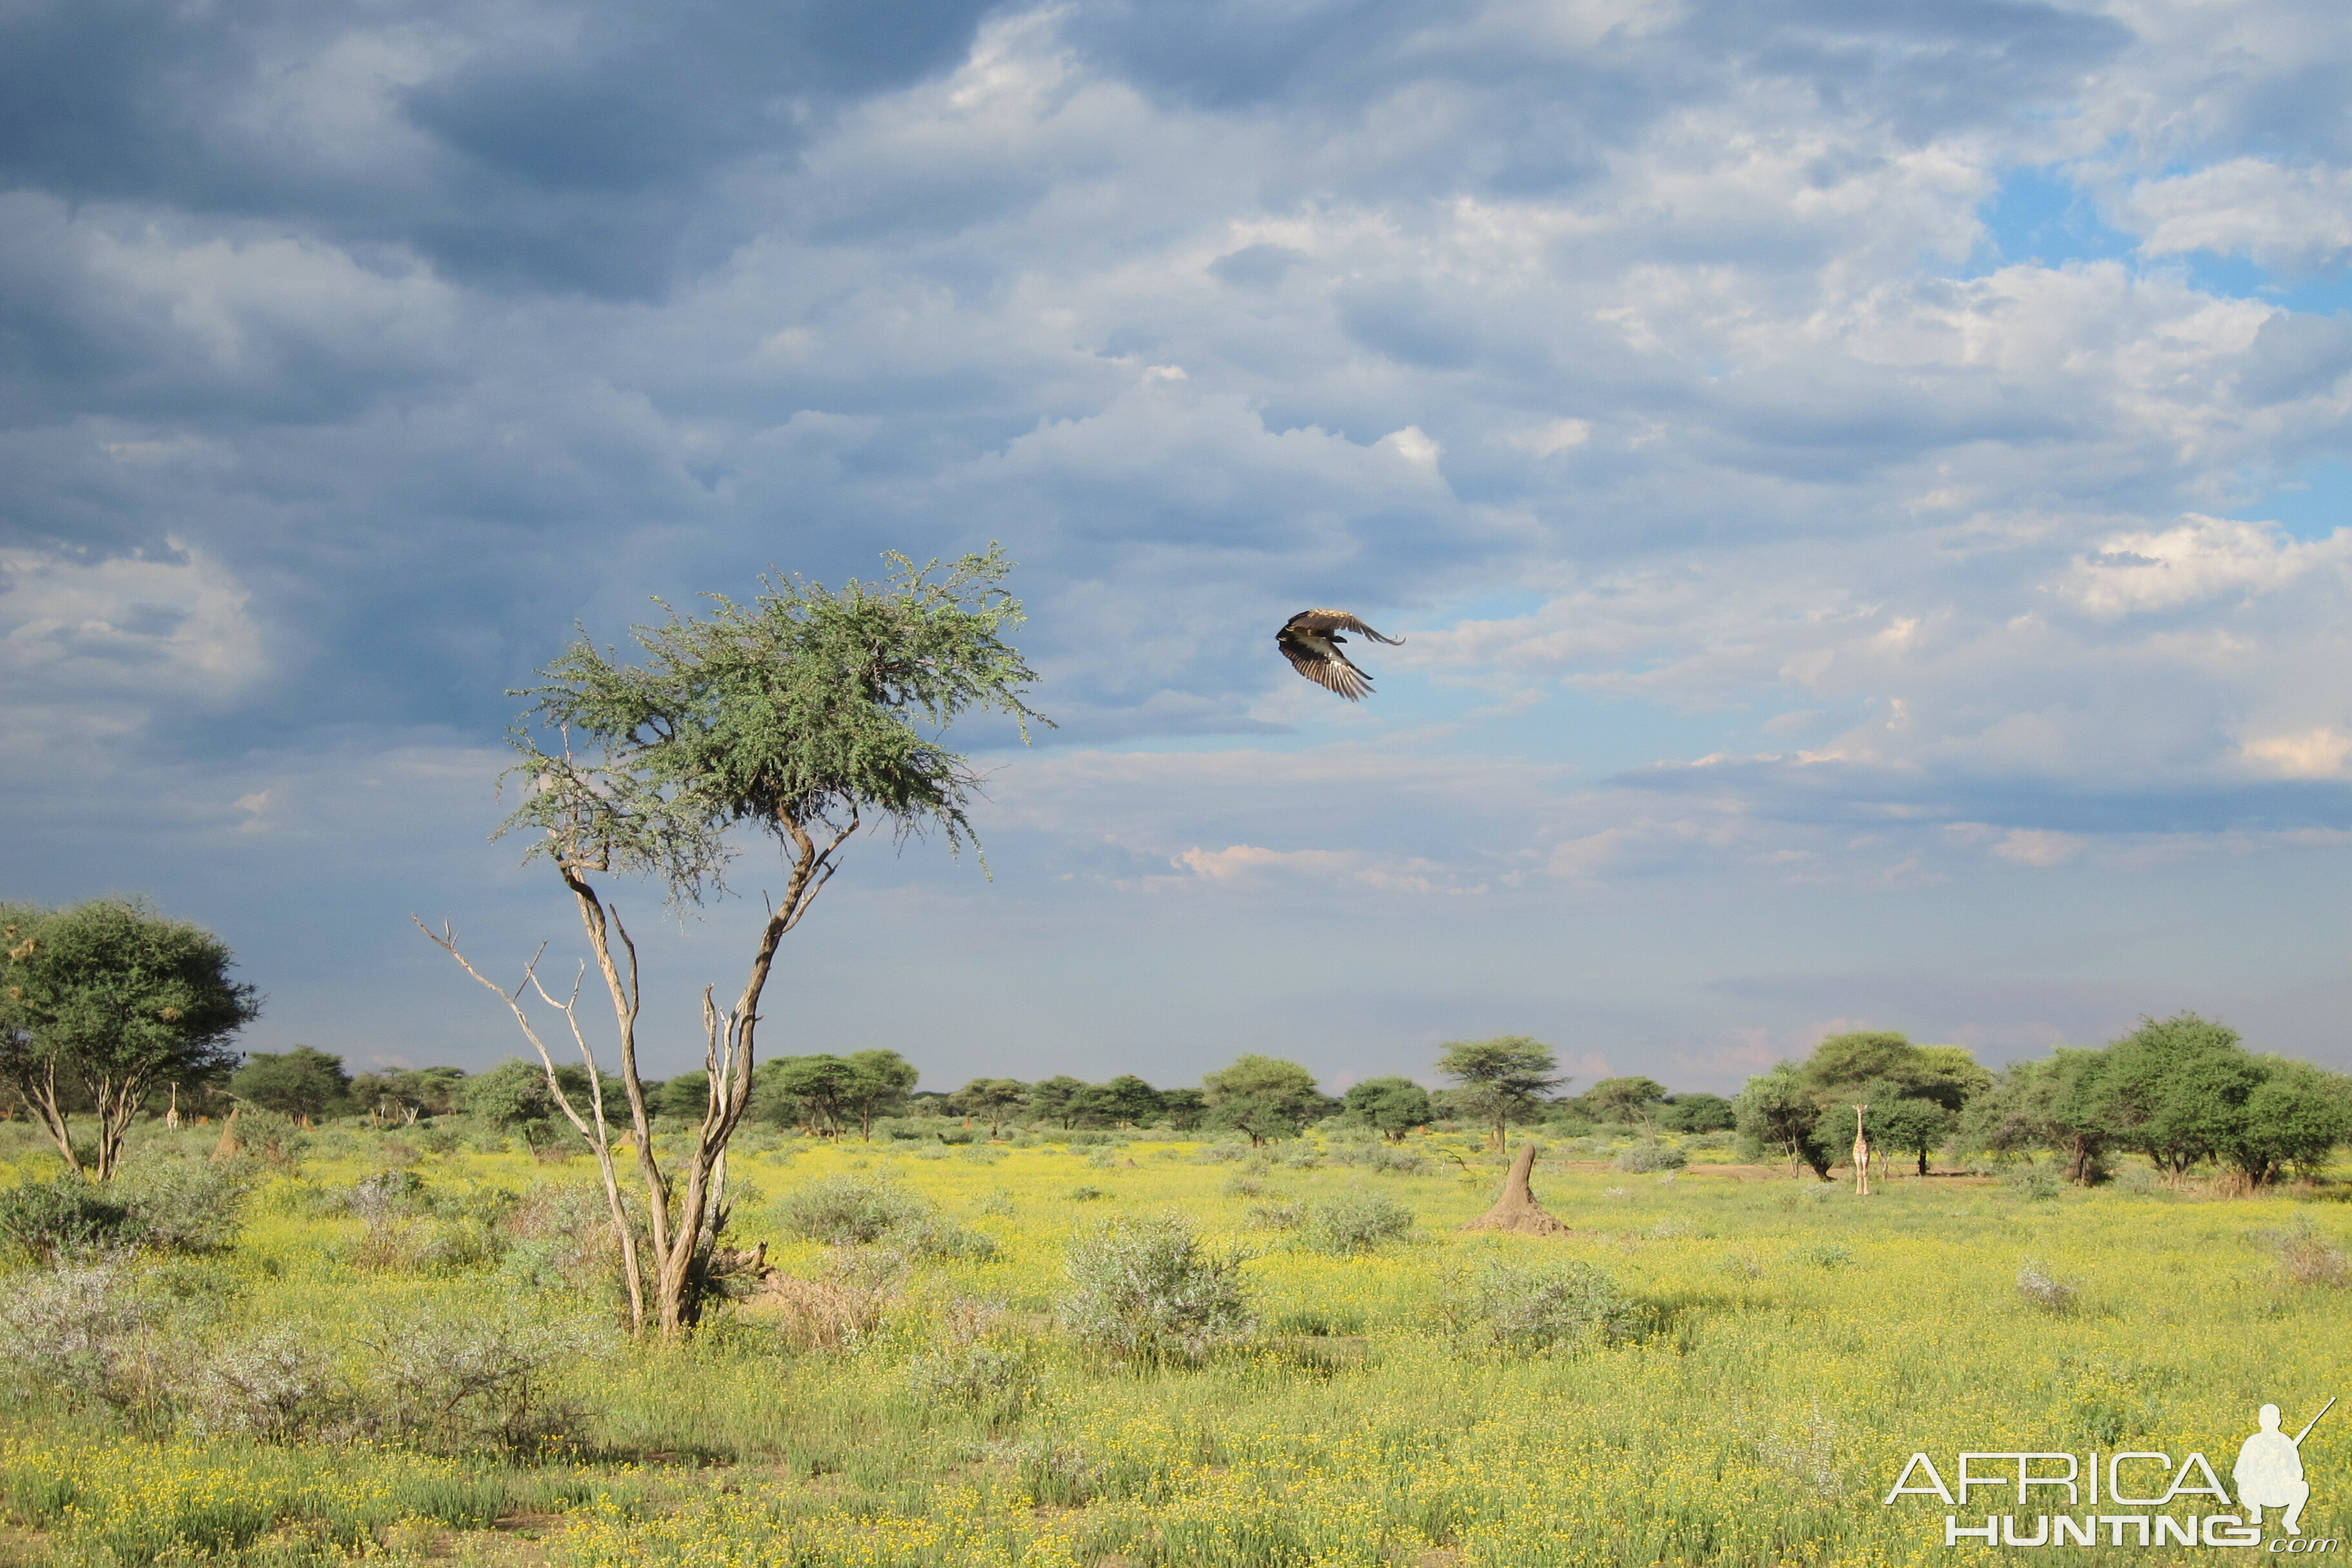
[0,0,1004,299]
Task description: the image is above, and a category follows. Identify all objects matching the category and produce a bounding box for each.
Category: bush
[905,1305,1038,1429]
[118,1159,251,1253]
[1302,1190,1414,1255]
[2016,1259,2078,1315]
[1791,1242,1855,1269]
[2003,1164,2064,1201]
[0,1178,136,1260]
[905,1215,1000,1262]
[0,1259,162,1413]
[1614,1144,1688,1174]
[1246,1198,1304,1230]
[1058,1212,1255,1366]
[188,1325,348,1441]
[364,1309,587,1452]
[776,1175,930,1245]
[1439,1257,1643,1357]
[2262,1215,2349,1289]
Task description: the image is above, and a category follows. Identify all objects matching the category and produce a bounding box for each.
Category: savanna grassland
[2,1121,2347,1568]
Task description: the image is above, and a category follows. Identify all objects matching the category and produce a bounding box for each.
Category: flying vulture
[1277,609,1404,701]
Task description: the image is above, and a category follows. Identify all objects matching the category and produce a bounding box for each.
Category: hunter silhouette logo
[1883,1396,2337,1551]
[2239,1399,2332,1538]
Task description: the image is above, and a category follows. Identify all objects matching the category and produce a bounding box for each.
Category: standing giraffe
[1852,1104,1870,1196]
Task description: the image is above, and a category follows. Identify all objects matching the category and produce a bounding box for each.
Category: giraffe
[1852,1104,1870,1196]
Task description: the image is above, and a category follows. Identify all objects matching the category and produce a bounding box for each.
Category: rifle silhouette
[2292,1396,2337,1447]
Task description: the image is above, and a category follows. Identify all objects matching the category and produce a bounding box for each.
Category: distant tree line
[7,896,2344,1190]
[1732,1013,2352,1188]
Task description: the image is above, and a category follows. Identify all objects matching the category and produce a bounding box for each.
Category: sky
[5,0,2351,1095]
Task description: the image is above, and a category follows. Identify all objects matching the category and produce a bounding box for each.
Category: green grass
[0,1117,2346,1566]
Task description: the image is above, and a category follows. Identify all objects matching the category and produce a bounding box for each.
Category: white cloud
[2122,159,2352,271]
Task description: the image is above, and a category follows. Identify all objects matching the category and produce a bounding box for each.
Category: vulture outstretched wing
[1276,608,1404,701]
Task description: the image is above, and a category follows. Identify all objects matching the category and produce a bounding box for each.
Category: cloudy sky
[7,0,2351,1094]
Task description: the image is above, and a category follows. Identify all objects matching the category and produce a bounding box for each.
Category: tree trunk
[1462,1142,1571,1235]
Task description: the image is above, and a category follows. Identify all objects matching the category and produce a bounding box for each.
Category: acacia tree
[1435,1035,1563,1152]
[1342,1075,1433,1143]
[0,899,260,1179]
[948,1077,1029,1138]
[433,548,1043,1338]
[1201,1054,1325,1145]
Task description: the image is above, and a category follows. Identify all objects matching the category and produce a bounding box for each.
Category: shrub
[1439,1257,1643,1357]
[1792,1242,1855,1269]
[1246,1199,1304,1230]
[2262,1215,2349,1289]
[1067,1185,1109,1202]
[1302,1190,1414,1255]
[364,1309,587,1452]
[1222,1174,1266,1198]
[2003,1164,2063,1201]
[905,1215,1000,1262]
[188,1325,348,1441]
[905,1305,1039,1429]
[0,1178,136,1260]
[1067,1130,1114,1146]
[119,1159,251,1253]
[0,1259,162,1413]
[775,1175,930,1245]
[1192,1142,1250,1164]
[1271,1308,1365,1337]
[2111,1166,2161,1195]
[1058,1212,1255,1366]
[1614,1144,1688,1173]
[2016,1259,2078,1315]
[502,1182,630,1296]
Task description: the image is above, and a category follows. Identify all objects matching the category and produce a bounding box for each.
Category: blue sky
[6,0,2351,1094]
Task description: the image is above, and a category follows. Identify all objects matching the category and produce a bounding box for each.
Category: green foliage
[1300,1189,1415,1255]
[943,1077,1029,1137]
[2220,1057,2352,1185]
[0,1177,135,1260]
[499,547,1045,906]
[2098,1012,2266,1177]
[1340,1075,1433,1142]
[349,1066,467,1121]
[460,1058,616,1132]
[1613,1143,1688,1173]
[1960,1047,2114,1183]
[1585,1075,1669,1128]
[1660,1092,1737,1133]
[0,1162,250,1260]
[1158,1087,1207,1130]
[1201,1054,1326,1145]
[230,1046,351,1120]
[0,897,260,1179]
[1734,1063,1832,1178]
[774,1174,930,1245]
[1439,1257,1643,1357]
[1435,1036,1563,1144]
[1057,1211,1255,1366]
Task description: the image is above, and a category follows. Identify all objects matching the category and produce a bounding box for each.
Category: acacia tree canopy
[1201,1054,1324,1145]
[1435,1035,1563,1149]
[1342,1075,1433,1142]
[231,1046,351,1120]
[0,898,260,1180]
[475,547,1044,1338]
